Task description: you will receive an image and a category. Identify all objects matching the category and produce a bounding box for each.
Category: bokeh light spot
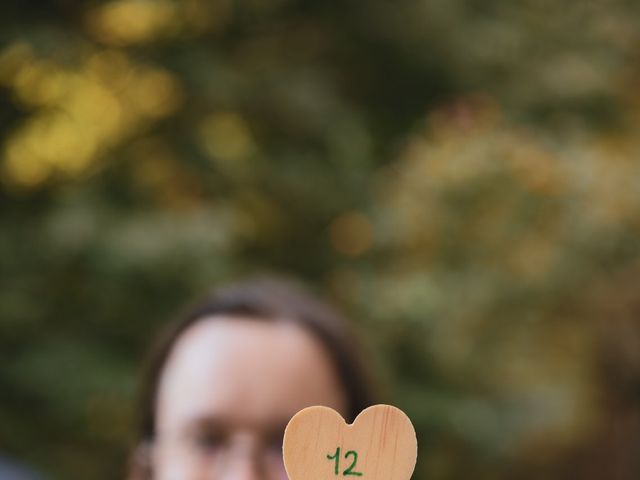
[86,0,178,46]
[199,112,256,163]
[329,211,373,257]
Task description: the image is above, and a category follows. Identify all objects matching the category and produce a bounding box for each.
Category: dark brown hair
[129,276,378,479]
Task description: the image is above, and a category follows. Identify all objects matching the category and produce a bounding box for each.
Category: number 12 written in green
[326,447,363,476]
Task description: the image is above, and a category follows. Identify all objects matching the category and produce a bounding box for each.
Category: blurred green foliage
[2,1,640,479]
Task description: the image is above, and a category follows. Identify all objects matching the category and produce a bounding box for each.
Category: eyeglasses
[153,427,289,480]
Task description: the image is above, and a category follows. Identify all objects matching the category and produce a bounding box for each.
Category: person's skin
[152,316,348,480]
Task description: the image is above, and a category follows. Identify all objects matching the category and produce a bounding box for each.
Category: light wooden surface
[283,404,417,480]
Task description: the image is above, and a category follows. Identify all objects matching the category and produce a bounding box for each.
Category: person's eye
[266,430,285,453]
[190,430,225,452]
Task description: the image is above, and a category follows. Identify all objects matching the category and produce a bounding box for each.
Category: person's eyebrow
[183,415,230,434]
[183,414,291,438]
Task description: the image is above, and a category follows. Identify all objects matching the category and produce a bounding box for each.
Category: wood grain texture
[283,404,417,480]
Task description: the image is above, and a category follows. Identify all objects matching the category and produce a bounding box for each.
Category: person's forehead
[155,316,347,432]
[163,316,325,383]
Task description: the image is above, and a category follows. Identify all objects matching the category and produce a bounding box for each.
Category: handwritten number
[326,447,363,476]
[327,447,340,475]
[343,450,363,476]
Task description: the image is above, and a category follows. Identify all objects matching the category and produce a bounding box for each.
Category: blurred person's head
[128,276,377,480]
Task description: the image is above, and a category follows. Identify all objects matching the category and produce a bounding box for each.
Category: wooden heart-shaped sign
[283,404,417,480]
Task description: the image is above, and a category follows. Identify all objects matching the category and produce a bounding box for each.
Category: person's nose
[216,439,266,480]
[218,455,263,480]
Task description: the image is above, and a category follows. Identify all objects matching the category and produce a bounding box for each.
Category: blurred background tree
[1,0,640,478]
